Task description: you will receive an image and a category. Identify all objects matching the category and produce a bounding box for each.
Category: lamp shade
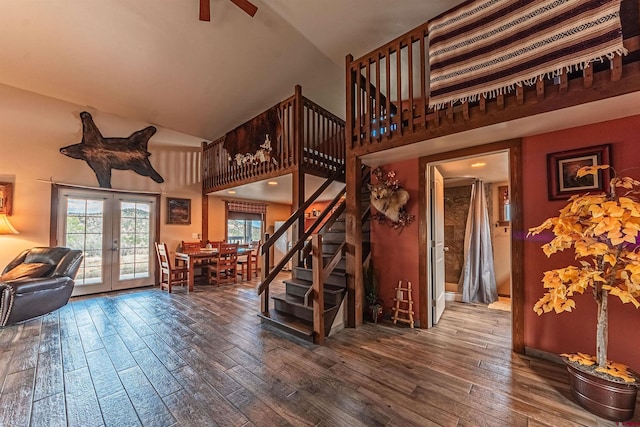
[0,214,18,235]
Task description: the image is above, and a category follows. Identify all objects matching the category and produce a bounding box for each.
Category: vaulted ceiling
[0,0,462,145]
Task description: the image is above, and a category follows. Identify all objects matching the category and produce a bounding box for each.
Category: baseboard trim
[524,346,564,365]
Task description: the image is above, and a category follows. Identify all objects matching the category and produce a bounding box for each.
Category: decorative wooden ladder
[392,280,414,328]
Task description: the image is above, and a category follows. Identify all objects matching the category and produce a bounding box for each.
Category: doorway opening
[427,151,512,326]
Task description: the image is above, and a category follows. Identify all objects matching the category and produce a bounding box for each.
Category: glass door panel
[57,188,157,296]
[114,199,154,290]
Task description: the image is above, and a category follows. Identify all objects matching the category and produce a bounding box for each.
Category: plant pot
[566,363,638,422]
[366,305,383,323]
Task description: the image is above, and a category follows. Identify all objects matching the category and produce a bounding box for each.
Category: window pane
[119,201,151,280]
[65,198,104,285]
[226,217,263,244]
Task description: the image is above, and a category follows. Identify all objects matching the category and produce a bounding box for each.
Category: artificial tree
[529,165,640,383]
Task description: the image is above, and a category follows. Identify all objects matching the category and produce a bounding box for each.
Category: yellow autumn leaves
[528,166,640,316]
[561,353,638,383]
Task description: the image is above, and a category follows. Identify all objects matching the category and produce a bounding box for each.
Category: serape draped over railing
[428,0,627,109]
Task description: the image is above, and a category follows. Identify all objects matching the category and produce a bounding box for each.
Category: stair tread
[294,266,345,276]
[272,293,337,311]
[258,310,314,341]
[284,277,345,293]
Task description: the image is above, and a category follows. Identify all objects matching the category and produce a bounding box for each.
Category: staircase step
[322,231,345,243]
[258,310,314,342]
[322,256,346,271]
[294,267,345,287]
[284,278,345,305]
[321,242,343,254]
[327,220,345,232]
[272,293,338,324]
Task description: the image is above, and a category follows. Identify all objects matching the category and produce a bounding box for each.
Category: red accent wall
[523,115,640,372]
[370,159,420,318]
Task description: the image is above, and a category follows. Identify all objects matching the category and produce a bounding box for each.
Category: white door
[57,188,158,297]
[430,166,446,325]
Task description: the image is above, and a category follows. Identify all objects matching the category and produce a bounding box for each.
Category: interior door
[57,187,157,297]
[430,166,446,324]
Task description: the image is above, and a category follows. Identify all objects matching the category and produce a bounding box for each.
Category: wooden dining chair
[208,243,238,286]
[181,240,203,252]
[155,242,189,293]
[181,240,210,283]
[237,241,261,281]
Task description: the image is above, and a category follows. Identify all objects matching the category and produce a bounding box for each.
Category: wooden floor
[1,279,638,427]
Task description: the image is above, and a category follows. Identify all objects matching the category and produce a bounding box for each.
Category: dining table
[175,246,252,292]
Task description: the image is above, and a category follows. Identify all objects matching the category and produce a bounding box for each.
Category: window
[226,201,267,244]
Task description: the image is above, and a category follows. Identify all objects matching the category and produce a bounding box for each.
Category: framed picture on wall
[547,144,611,200]
[0,182,13,215]
[167,197,191,225]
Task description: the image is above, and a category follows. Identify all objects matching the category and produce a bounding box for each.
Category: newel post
[312,234,325,343]
[260,232,270,315]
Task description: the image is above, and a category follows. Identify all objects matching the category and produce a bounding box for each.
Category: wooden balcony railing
[202,85,346,193]
[346,0,640,156]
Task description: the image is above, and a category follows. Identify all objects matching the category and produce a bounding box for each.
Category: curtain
[460,180,498,304]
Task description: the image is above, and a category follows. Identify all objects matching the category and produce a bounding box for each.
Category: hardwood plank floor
[1,278,638,426]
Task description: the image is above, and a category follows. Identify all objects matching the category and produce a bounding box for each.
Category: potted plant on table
[528,165,640,422]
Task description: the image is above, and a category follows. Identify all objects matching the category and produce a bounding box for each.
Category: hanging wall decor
[223,104,281,166]
[428,0,626,109]
[60,111,165,188]
[0,182,13,215]
[369,166,415,230]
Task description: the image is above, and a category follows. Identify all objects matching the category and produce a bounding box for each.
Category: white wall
[0,83,204,269]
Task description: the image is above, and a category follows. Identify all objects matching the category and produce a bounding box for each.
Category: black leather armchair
[0,247,83,326]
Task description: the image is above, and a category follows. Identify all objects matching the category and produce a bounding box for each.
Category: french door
[56,187,159,297]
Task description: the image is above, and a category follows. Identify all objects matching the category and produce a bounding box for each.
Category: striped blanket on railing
[428,0,627,109]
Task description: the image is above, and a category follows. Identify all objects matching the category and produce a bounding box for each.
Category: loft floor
[0,278,637,426]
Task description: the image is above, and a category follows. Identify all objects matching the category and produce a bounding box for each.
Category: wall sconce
[0,213,18,235]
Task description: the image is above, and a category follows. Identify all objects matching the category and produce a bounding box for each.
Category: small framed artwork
[0,182,13,215]
[167,197,191,225]
[547,144,611,200]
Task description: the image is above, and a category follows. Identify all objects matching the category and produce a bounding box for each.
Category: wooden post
[418,156,429,328]
[345,153,363,328]
[583,65,593,88]
[346,54,355,149]
[516,85,524,105]
[293,85,305,267]
[536,79,545,101]
[260,233,270,314]
[559,70,568,94]
[201,141,209,242]
[312,234,325,344]
[611,54,622,82]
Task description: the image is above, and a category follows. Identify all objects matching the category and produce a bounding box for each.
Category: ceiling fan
[199,0,258,21]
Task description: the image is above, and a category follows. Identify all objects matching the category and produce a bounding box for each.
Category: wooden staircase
[258,168,371,343]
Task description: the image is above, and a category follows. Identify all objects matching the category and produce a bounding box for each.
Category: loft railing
[202,86,346,193]
[346,0,640,154]
[301,97,346,176]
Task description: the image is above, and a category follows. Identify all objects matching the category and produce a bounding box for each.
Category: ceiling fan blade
[199,0,210,21]
[230,0,257,17]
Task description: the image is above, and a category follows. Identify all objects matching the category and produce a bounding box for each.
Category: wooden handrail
[258,187,345,294]
[301,194,346,262]
[258,165,345,295]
